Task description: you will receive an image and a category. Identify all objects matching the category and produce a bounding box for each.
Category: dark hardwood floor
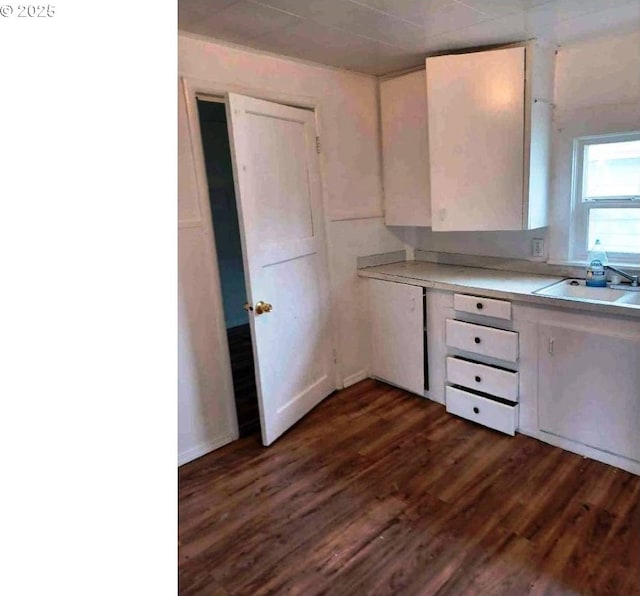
[226,324,260,437]
[178,379,640,596]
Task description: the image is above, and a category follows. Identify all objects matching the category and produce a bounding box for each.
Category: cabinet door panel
[370,280,424,396]
[538,324,640,462]
[427,47,524,231]
[380,71,431,227]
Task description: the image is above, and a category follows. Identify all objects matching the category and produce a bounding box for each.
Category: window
[571,132,640,262]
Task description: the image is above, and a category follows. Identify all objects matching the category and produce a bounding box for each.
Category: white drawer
[454,293,511,320]
[446,356,519,402]
[446,319,519,362]
[446,385,518,436]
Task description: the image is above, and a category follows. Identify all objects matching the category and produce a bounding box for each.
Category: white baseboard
[178,434,235,466]
[343,369,369,388]
[370,375,426,399]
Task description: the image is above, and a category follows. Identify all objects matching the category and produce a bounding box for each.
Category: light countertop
[358,260,640,318]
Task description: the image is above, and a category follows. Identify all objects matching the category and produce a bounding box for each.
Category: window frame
[570,131,640,264]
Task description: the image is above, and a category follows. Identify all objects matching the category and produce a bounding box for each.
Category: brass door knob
[243,302,253,312]
[255,301,273,315]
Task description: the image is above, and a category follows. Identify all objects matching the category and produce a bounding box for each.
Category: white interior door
[226,93,336,446]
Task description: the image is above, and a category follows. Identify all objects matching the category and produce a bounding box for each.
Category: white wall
[179,85,238,464]
[178,34,407,463]
[328,219,411,387]
[179,34,384,219]
[411,29,640,263]
[413,228,547,260]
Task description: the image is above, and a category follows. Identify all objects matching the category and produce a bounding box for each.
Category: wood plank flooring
[178,379,640,596]
[226,324,259,437]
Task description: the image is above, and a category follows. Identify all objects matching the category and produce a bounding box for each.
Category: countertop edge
[358,267,640,319]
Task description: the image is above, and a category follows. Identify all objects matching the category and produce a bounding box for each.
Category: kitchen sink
[616,292,640,306]
[534,279,640,306]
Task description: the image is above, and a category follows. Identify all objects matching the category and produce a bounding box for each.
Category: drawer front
[446,386,518,435]
[454,293,511,320]
[446,357,519,402]
[446,319,519,362]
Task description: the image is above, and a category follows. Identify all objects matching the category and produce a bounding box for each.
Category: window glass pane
[584,140,640,198]
[588,208,640,253]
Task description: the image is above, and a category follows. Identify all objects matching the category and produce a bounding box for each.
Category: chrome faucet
[606,265,639,287]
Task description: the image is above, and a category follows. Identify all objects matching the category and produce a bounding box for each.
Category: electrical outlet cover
[532,238,544,257]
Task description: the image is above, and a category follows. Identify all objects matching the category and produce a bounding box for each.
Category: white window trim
[569,131,640,265]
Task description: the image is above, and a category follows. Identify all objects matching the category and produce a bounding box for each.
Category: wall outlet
[532,238,545,258]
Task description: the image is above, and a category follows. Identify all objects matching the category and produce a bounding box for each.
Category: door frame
[180,76,342,439]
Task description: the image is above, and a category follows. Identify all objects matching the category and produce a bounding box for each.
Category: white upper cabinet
[380,70,431,227]
[426,43,555,231]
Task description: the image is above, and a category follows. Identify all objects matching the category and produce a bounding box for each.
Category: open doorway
[196,97,260,437]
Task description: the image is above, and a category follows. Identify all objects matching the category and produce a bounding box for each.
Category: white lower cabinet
[369,279,425,396]
[366,280,639,472]
[538,323,640,463]
[444,293,520,436]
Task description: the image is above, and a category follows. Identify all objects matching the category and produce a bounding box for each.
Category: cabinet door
[538,324,640,462]
[370,279,424,396]
[380,71,431,227]
[426,47,525,231]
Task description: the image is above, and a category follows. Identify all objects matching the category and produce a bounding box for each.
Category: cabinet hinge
[332,348,337,364]
[316,136,321,154]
